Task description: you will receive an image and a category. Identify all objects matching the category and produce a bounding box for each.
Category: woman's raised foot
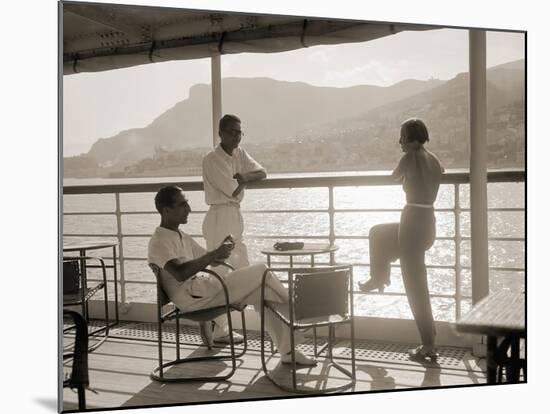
[358,278,388,293]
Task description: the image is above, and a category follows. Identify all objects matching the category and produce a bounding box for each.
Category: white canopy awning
[62,1,435,74]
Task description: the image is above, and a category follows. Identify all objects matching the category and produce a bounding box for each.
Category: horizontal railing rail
[63,169,525,322]
[63,169,525,194]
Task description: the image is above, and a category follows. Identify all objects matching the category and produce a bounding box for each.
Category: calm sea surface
[63,172,525,321]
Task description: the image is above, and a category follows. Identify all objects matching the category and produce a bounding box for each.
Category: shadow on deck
[62,321,487,411]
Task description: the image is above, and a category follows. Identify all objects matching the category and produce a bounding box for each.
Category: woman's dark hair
[154,185,183,214]
[401,118,429,144]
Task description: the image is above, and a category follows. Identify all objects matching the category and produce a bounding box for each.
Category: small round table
[261,243,338,267]
[261,243,339,357]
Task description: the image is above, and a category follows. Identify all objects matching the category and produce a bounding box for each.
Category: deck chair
[260,265,356,393]
[63,309,90,411]
[149,263,248,382]
[63,256,110,352]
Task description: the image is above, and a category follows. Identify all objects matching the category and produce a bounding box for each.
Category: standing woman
[359,118,444,360]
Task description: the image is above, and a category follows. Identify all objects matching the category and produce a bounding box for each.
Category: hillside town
[64,94,524,178]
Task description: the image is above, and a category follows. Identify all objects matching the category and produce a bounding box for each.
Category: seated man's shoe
[198,321,214,349]
[281,350,317,367]
[358,278,389,293]
[408,345,439,361]
[213,331,245,345]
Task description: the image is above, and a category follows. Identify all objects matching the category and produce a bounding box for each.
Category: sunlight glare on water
[63,179,525,321]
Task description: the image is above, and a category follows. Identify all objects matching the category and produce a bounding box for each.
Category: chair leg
[313,327,318,357]
[506,337,521,383]
[225,308,237,376]
[262,324,356,394]
[176,315,181,361]
[290,327,297,391]
[102,281,110,337]
[77,385,86,411]
[157,318,164,380]
[260,299,271,379]
[352,318,356,380]
[328,326,335,359]
[151,310,244,383]
[234,310,248,358]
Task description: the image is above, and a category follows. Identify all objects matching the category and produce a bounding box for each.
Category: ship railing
[62,169,525,327]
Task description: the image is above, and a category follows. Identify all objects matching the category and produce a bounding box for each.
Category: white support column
[469,30,489,304]
[211,55,222,147]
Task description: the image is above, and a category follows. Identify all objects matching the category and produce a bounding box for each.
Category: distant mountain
[80,59,524,173]
[86,77,444,165]
[303,59,525,143]
[487,59,525,100]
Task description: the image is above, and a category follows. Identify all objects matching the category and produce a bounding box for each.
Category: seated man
[147,185,316,366]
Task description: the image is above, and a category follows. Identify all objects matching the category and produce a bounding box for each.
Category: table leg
[487,335,498,384]
[112,245,119,325]
[508,336,521,383]
[80,249,89,322]
[310,254,318,354]
[313,328,318,357]
[328,325,334,359]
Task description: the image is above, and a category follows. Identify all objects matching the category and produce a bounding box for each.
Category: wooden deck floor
[62,324,488,412]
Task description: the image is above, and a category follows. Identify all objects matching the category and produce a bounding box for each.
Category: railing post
[115,193,126,305]
[454,184,463,320]
[211,55,222,147]
[328,186,336,265]
[469,30,489,304]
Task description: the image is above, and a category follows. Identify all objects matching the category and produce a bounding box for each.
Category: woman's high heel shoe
[408,345,439,361]
[358,278,389,293]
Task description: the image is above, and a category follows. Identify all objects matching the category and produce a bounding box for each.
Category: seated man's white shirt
[147,227,220,310]
[202,145,264,205]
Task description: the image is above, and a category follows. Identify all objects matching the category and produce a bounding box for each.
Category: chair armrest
[208,261,235,272]
[149,264,235,313]
[218,261,235,271]
[202,268,233,307]
[63,255,107,268]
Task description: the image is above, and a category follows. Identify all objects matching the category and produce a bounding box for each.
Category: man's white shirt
[202,144,264,205]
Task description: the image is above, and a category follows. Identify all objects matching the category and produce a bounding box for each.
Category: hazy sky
[63,28,524,156]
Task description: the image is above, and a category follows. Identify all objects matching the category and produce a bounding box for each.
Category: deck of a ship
[62,322,491,412]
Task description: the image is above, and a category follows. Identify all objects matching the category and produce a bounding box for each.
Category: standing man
[202,114,266,270]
